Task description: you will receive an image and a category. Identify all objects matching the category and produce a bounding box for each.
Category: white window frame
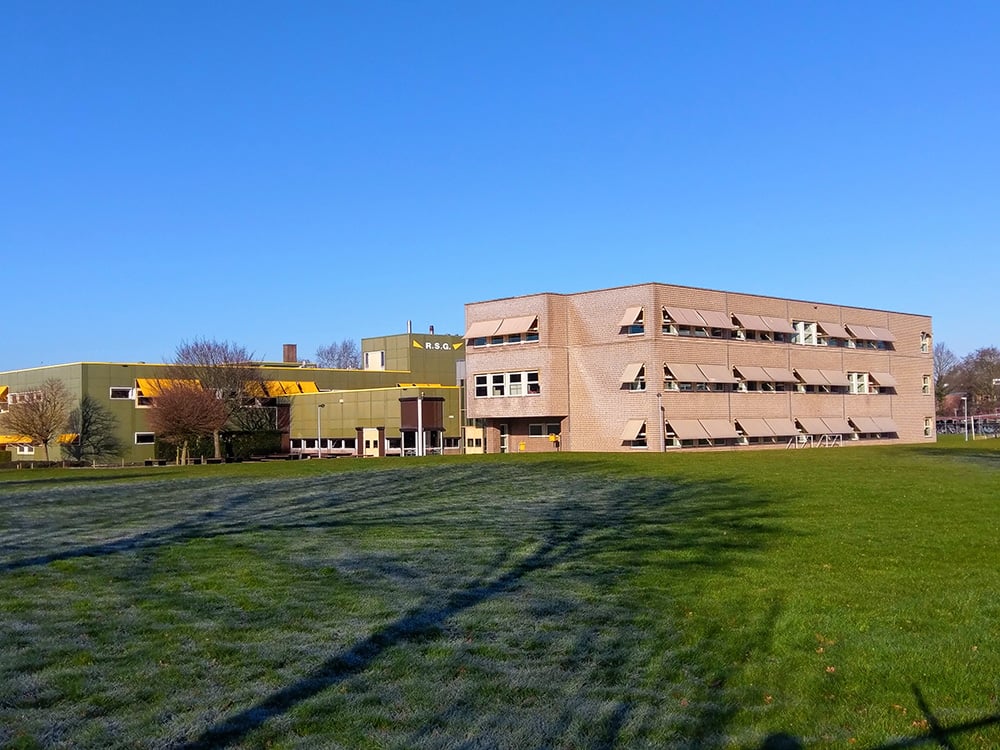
[16,444,35,455]
[135,432,155,445]
[473,371,541,398]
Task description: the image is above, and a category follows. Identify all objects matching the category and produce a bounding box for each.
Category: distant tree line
[934,343,1000,413]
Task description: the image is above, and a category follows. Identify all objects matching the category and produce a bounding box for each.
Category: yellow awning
[0,385,8,401]
[0,434,33,445]
[135,378,200,397]
[58,433,80,445]
[259,380,320,396]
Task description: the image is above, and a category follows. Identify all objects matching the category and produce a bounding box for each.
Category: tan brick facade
[464,283,935,453]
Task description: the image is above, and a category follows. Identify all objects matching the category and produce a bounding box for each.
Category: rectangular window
[491,374,506,397]
[546,423,561,435]
[489,336,504,346]
[527,372,540,394]
[472,337,487,348]
[16,444,35,455]
[508,372,523,396]
[473,371,540,398]
[924,417,932,437]
[848,372,869,395]
[475,375,488,398]
[922,375,931,394]
[525,330,539,343]
[507,333,521,344]
[921,332,931,353]
[135,432,155,444]
[529,423,545,437]
[110,387,133,400]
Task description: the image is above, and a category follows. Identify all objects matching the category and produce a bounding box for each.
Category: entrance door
[499,423,509,454]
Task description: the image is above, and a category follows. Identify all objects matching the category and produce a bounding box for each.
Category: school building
[463,282,935,453]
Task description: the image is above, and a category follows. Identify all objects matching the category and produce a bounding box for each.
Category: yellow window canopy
[0,434,33,445]
[134,378,201,398]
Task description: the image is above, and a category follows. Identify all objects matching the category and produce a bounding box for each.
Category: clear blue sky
[3,1,998,369]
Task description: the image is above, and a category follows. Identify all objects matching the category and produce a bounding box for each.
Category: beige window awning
[873,417,899,433]
[736,418,774,437]
[796,417,830,435]
[699,419,740,439]
[698,364,738,383]
[869,372,897,388]
[619,306,644,327]
[817,321,850,339]
[764,418,799,436]
[845,323,877,340]
[696,309,734,329]
[733,313,767,331]
[868,326,896,342]
[663,306,704,326]
[793,368,827,386]
[495,315,539,336]
[464,319,502,339]
[620,419,647,441]
[667,419,710,440]
[821,417,853,434]
[620,362,645,383]
[850,416,881,433]
[761,316,797,334]
[665,362,706,382]
[821,370,850,387]
[763,367,797,382]
[734,365,770,381]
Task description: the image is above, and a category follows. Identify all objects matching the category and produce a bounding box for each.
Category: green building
[0,332,465,464]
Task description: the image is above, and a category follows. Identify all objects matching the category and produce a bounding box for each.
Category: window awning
[58,433,80,445]
[665,363,706,382]
[667,419,709,440]
[763,367,797,382]
[620,362,645,383]
[764,418,799,436]
[619,306,644,326]
[817,321,850,339]
[845,323,878,340]
[0,434,33,445]
[793,368,827,386]
[869,372,897,387]
[873,416,899,433]
[821,370,850,387]
[850,416,881,433]
[696,309,734,329]
[734,365,770,382]
[733,313,767,331]
[796,417,829,435]
[821,417,853,434]
[868,326,896,342]
[0,385,8,401]
[699,419,740,439]
[663,306,704,326]
[620,419,647,441]
[135,378,200,397]
[761,316,797,334]
[698,364,738,383]
[495,315,538,336]
[464,319,502,339]
[258,380,320,396]
[736,418,774,437]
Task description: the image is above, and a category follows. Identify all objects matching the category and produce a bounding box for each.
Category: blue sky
[3,1,998,369]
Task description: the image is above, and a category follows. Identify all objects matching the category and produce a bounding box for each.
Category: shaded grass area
[1,439,999,748]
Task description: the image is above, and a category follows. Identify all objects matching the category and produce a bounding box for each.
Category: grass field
[1,437,998,749]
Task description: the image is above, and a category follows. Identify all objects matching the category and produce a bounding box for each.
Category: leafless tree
[145,380,227,464]
[316,339,360,369]
[0,379,72,461]
[63,395,123,463]
[950,346,1000,413]
[171,338,263,459]
[933,342,959,407]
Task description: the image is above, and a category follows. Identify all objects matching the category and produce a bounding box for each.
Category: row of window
[473,371,540,398]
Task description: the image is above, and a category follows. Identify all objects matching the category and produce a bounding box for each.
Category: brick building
[463,282,935,453]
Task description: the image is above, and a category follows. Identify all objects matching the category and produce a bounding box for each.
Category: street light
[961,396,968,442]
[317,403,326,457]
[656,392,665,452]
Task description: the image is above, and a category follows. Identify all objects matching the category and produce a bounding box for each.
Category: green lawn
[1,438,998,749]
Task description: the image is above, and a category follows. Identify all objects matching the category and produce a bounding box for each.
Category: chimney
[283,344,298,363]
[407,320,412,334]
[429,324,435,334]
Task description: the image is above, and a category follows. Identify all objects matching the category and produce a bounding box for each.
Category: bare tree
[950,347,1000,413]
[171,338,262,459]
[933,342,959,407]
[63,395,123,463]
[0,379,72,461]
[146,380,227,464]
[315,339,360,369]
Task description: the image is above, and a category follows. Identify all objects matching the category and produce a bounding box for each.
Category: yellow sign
[412,340,463,351]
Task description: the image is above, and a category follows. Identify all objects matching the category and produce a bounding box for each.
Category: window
[619,306,644,335]
[622,363,646,392]
[921,332,931,353]
[135,432,155,444]
[924,417,932,437]
[922,375,931,395]
[848,372,869,395]
[110,387,133,400]
[529,423,545,437]
[793,321,818,346]
[16,444,35,455]
[473,371,541,398]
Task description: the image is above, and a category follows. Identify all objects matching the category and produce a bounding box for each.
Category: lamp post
[962,396,968,442]
[317,403,326,457]
[657,392,665,452]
